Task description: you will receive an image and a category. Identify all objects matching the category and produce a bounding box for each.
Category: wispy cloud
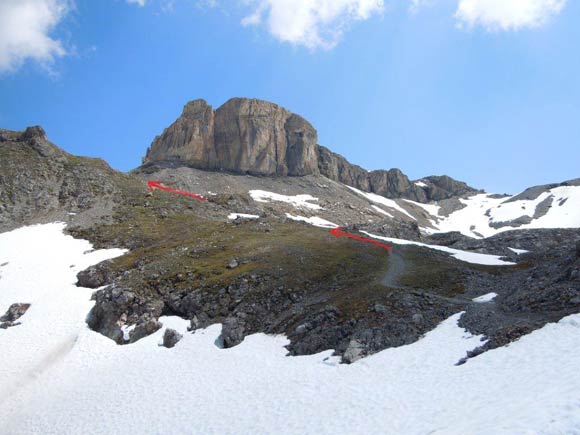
[127,0,147,6]
[455,0,567,31]
[0,0,71,74]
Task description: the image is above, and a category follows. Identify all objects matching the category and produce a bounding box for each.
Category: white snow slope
[426,186,580,238]
[1,223,580,434]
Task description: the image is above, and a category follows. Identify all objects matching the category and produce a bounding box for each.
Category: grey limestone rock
[343,339,365,364]
[144,98,320,177]
[162,328,183,348]
[142,98,479,203]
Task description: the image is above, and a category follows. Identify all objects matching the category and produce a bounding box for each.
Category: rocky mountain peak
[143,97,319,177]
[1,125,46,144]
[0,125,63,159]
[142,97,479,203]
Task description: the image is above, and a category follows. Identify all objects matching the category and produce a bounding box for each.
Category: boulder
[221,316,245,348]
[343,338,365,364]
[162,328,183,348]
[76,260,115,289]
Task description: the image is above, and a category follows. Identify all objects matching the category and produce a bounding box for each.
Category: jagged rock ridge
[143,98,480,203]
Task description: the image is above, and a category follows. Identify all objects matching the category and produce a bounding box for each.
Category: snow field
[1,224,579,434]
[428,186,580,238]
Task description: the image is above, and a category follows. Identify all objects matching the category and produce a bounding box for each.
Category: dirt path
[382,249,406,288]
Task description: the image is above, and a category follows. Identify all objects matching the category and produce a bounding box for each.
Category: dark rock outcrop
[162,328,183,348]
[422,176,481,201]
[317,146,478,202]
[0,126,142,233]
[0,303,31,329]
[76,260,117,289]
[317,145,370,191]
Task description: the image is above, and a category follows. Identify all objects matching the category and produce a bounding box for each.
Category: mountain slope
[1,224,579,434]
[2,119,579,363]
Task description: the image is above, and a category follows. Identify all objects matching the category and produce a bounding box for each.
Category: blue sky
[0,0,578,194]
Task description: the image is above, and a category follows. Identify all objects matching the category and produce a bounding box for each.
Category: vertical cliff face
[144,98,319,176]
[144,100,216,168]
[142,97,479,202]
[317,145,371,191]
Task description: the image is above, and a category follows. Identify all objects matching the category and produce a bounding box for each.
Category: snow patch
[346,186,416,220]
[427,186,580,238]
[362,232,516,266]
[249,190,322,210]
[228,213,260,220]
[415,181,428,188]
[1,223,579,434]
[121,324,136,341]
[285,214,339,229]
[403,199,441,217]
[371,205,393,218]
[508,247,529,255]
[473,293,498,303]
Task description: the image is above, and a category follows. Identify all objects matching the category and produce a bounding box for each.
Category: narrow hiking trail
[382,249,406,288]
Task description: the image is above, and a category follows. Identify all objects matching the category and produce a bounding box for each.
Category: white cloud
[127,0,146,6]
[241,0,385,50]
[455,0,567,30]
[0,0,71,73]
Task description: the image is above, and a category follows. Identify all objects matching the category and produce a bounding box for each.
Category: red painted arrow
[330,227,392,251]
[147,181,206,201]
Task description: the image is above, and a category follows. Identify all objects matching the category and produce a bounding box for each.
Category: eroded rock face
[317,147,478,202]
[144,98,319,177]
[317,145,370,191]
[145,100,215,168]
[142,97,479,203]
[422,176,481,201]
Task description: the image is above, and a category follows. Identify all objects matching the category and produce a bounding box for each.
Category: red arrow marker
[147,181,206,201]
[330,227,392,251]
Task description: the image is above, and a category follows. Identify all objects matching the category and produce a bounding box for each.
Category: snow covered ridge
[342,182,580,239]
[1,223,580,434]
[426,185,580,238]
